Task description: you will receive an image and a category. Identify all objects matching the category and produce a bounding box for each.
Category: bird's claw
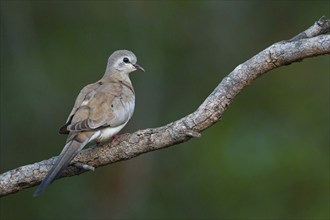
[74,162,95,171]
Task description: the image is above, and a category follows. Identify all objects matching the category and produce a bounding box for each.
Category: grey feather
[33,134,90,197]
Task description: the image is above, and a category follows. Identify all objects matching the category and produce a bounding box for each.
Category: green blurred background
[1,1,329,219]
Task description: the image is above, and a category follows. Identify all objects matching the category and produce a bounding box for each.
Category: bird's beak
[133,63,145,72]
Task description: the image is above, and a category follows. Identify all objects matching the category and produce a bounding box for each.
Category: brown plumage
[34,50,144,196]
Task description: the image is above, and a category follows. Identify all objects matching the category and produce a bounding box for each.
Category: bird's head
[106,50,145,74]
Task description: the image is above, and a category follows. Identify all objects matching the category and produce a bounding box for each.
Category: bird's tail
[33,132,92,197]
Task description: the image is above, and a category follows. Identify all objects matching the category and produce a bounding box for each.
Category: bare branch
[289,16,330,41]
[1,17,329,197]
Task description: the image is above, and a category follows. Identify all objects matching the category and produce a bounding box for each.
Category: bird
[33,50,144,197]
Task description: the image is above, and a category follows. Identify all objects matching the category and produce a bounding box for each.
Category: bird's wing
[60,81,135,133]
[59,82,99,134]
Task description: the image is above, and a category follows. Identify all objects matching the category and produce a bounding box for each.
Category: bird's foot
[111,133,131,142]
[90,141,101,148]
[111,134,123,142]
[74,162,95,171]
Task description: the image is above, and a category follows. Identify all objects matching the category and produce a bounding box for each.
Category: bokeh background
[1,1,329,219]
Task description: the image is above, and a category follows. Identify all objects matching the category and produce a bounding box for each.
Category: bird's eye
[123,57,129,63]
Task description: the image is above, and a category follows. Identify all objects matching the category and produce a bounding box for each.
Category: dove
[33,50,144,196]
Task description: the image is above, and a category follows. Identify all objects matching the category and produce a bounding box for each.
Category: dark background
[1,1,329,219]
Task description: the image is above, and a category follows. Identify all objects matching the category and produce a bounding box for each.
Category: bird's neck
[101,71,133,87]
[103,72,134,94]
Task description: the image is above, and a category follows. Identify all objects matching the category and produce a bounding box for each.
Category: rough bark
[1,16,329,197]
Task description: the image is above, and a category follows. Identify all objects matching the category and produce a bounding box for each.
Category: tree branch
[1,17,329,197]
